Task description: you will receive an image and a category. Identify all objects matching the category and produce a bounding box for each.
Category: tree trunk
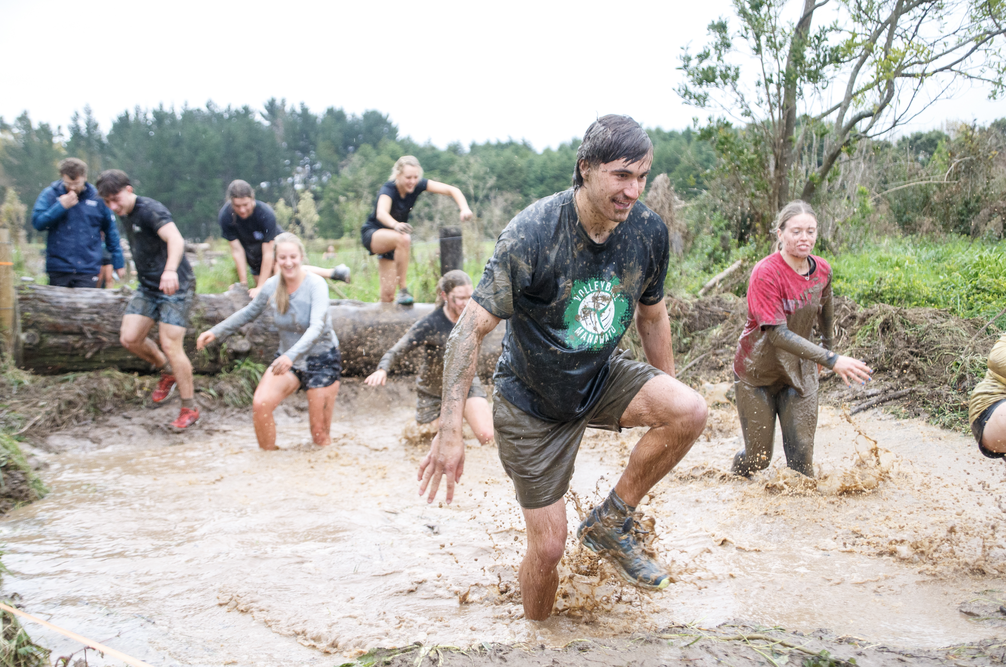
[776,0,818,210]
[16,284,504,379]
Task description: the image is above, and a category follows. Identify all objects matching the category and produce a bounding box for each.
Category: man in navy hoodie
[31,158,125,287]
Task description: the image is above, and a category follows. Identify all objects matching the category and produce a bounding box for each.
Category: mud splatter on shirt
[472,188,669,422]
[734,252,833,396]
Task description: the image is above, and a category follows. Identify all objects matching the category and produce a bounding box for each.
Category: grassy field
[825,237,1006,325]
[16,237,497,304]
[16,234,1006,329]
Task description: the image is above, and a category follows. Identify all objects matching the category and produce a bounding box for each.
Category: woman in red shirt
[732,201,872,477]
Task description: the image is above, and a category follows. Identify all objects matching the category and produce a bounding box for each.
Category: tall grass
[825,237,1006,325]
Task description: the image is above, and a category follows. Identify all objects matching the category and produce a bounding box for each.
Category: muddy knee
[119,332,143,350]
[527,535,566,571]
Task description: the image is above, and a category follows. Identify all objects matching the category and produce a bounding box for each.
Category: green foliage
[0,113,63,241]
[209,359,266,407]
[0,607,50,667]
[802,650,856,666]
[827,236,1006,324]
[0,433,47,502]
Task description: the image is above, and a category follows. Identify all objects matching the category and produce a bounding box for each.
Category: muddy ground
[1,376,1004,666]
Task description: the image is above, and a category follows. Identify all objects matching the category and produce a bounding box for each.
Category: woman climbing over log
[360,156,473,305]
[731,201,873,477]
[363,270,493,445]
[196,232,341,450]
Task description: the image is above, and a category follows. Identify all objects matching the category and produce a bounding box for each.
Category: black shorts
[48,272,99,288]
[971,399,1006,459]
[278,346,342,391]
[361,222,395,261]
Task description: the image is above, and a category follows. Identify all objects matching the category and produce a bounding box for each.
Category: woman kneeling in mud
[732,201,872,477]
[197,232,341,450]
[968,335,1006,461]
[363,270,493,445]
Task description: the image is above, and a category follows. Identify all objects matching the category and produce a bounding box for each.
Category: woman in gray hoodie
[197,232,341,450]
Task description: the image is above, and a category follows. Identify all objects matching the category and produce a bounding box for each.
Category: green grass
[193,238,496,302]
[825,236,1006,325]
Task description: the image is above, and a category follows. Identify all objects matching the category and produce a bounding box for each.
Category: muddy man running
[419,115,709,621]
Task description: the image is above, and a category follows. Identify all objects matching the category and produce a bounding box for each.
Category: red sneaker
[152,374,176,403]
[171,407,199,429]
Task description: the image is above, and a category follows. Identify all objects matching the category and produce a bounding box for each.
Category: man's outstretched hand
[418,432,466,504]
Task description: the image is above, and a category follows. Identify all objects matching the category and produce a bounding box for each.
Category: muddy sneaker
[395,288,414,306]
[329,264,351,283]
[577,494,671,590]
[151,374,176,403]
[170,407,199,429]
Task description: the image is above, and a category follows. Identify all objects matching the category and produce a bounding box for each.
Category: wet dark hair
[227,179,254,200]
[573,115,653,188]
[435,270,472,309]
[58,157,87,180]
[95,169,131,198]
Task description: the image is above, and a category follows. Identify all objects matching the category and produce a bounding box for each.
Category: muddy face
[2,383,1003,661]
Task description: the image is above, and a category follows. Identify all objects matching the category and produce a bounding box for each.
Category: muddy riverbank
[2,379,1005,666]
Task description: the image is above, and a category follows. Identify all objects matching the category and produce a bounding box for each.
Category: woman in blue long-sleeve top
[197,232,341,450]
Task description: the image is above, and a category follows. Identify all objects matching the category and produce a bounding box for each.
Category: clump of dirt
[400,420,437,447]
[0,361,266,438]
[670,294,1000,432]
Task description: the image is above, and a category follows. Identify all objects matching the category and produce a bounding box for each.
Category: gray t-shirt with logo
[472,188,669,422]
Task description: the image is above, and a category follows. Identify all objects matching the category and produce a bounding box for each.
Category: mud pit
[3,379,1006,665]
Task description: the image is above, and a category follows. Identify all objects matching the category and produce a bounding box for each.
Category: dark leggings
[733,378,818,477]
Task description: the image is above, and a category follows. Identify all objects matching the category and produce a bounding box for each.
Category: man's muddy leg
[614,375,707,505]
[733,380,778,475]
[252,369,300,450]
[519,500,566,620]
[119,314,164,368]
[159,323,193,400]
[306,381,340,446]
[778,387,818,477]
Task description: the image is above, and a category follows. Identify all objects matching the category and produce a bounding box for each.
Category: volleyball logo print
[564,278,629,350]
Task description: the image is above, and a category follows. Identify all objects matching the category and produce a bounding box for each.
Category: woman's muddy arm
[819,279,834,351]
[419,301,501,504]
[765,323,837,369]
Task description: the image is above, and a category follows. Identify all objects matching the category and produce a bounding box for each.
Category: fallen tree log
[16,284,503,379]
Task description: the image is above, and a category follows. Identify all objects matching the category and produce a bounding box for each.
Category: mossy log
[16,284,503,379]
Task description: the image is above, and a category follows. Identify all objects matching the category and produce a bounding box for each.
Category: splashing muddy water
[2,379,1005,665]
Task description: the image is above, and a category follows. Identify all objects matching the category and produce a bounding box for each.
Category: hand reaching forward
[832,355,873,386]
[418,431,466,504]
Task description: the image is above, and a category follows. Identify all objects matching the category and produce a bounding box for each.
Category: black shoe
[577,495,671,590]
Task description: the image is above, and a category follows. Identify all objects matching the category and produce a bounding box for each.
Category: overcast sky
[2,0,1002,151]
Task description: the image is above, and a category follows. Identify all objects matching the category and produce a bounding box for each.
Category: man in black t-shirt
[218,180,281,298]
[97,169,199,430]
[418,116,708,620]
[219,180,350,297]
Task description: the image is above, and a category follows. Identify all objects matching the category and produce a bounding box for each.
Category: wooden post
[0,222,19,363]
[439,226,463,275]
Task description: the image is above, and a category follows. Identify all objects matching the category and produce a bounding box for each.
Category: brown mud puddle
[2,379,1005,665]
